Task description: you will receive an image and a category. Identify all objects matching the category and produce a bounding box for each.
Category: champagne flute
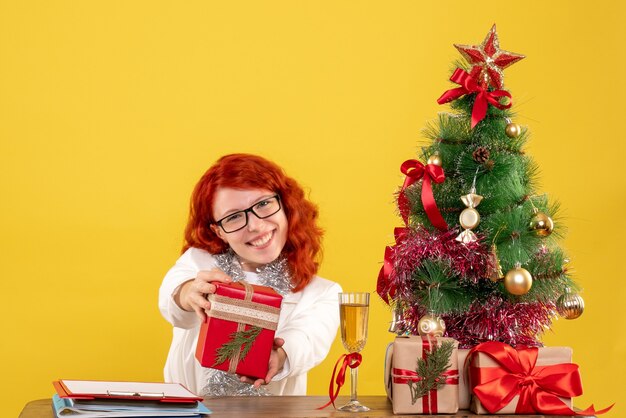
[338,292,370,412]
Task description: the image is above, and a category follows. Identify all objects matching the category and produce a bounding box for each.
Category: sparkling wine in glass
[338,292,370,412]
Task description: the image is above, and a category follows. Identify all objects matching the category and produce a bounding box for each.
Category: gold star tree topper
[454,24,525,89]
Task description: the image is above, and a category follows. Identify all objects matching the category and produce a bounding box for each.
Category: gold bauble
[427,153,443,167]
[505,122,521,138]
[459,207,481,229]
[504,265,533,295]
[556,291,585,320]
[417,314,446,337]
[529,211,554,237]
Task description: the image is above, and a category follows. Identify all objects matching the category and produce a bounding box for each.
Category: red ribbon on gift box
[468,341,613,416]
[392,368,459,414]
[392,368,459,385]
[437,67,512,129]
[391,337,459,414]
[421,337,447,414]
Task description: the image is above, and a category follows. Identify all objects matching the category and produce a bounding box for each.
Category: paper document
[61,380,198,398]
[53,379,202,402]
[52,394,211,417]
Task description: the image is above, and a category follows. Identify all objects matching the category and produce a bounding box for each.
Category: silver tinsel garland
[200,250,293,397]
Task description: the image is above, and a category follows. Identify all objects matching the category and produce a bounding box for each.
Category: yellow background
[1,1,624,416]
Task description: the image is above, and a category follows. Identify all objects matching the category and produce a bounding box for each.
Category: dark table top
[19,395,594,418]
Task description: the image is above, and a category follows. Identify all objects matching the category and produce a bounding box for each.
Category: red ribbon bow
[398,159,448,230]
[468,341,613,416]
[376,227,408,304]
[317,352,362,409]
[377,159,447,304]
[437,67,513,129]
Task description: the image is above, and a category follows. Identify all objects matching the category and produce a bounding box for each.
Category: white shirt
[158,247,342,395]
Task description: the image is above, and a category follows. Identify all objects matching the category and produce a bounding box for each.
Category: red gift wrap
[195,281,283,380]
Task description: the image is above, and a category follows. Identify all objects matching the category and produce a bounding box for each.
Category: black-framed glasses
[213,195,282,233]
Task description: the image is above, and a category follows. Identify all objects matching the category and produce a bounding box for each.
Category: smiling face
[211,187,288,271]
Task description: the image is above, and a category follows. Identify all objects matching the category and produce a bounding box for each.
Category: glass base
[338,400,371,412]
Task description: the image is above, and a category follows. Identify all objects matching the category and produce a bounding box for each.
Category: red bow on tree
[398,159,447,230]
[468,341,613,416]
[376,227,408,304]
[378,160,447,305]
[437,68,512,129]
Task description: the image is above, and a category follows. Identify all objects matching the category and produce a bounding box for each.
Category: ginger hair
[183,154,323,291]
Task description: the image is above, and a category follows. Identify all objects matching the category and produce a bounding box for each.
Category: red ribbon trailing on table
[376,227,408,304]
[398,159,447,230]
[468,341,614,416]
[437,67,513,129]
[317,352,362,409]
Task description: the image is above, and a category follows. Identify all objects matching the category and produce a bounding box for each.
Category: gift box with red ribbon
[468,341,613,416]
[195,281,283,380]
[385,336,459,414]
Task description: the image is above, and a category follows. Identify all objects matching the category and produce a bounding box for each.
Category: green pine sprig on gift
[408,340,455,405]
[213,326,262,366]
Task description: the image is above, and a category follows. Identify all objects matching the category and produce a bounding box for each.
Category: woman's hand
[174,268,232,321]
[240,337,287,388]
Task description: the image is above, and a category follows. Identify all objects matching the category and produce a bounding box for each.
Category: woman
[159,154,342,396]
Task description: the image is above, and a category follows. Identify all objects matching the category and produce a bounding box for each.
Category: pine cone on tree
[472,146,490,163]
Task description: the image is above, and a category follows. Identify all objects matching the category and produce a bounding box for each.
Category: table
[19,396,594,417]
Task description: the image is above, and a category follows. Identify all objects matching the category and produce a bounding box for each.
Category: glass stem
[350,366,358,402]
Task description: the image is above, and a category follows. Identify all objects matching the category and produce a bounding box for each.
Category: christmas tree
[377,25,585,348]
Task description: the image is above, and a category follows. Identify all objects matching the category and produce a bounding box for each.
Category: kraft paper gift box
[469,342,575,415]
[386,336,459,414]
[457,348,471,410]
[195,281,283,380]
[384,342,393,400]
